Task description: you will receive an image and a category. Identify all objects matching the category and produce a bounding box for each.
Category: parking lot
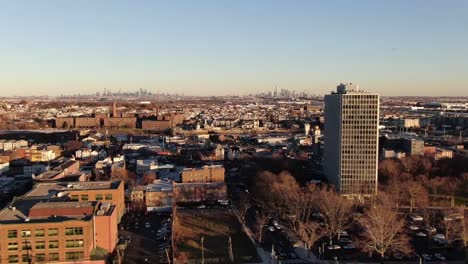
[118,211,172,264]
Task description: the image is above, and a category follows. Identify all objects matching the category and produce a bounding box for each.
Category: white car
[415,232,427,237]
[434,233,445,240]
[267,226,275,232]
[409,225,420,231]
[425,227,436,233]
[434,253,446,260]
[421,254,432,261]
[408,214,423,221]
[327,245,341,250]
[145,222,150,228]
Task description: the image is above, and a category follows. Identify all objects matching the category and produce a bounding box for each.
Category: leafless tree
[357,197,412,262]
[255,210,270,243]
[316,187,352,245]
[237,192,251,221]
[141,172,157,185]
[386,178,405,209]
[297,220,324,254]
[439,207,466,245]
[403,181,428,213]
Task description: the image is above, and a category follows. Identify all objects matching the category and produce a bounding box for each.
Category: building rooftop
[0,199,95,224]
[26,181,122,197]
[146,180,173,192]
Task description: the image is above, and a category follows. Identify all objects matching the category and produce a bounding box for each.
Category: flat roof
[26,181,122,197]
[146,180,173,192]
[0,199,94,224]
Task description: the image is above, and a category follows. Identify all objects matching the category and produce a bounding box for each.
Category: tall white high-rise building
[323,83,380,197]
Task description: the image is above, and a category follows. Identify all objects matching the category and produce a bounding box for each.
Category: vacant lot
[173,209,258,263]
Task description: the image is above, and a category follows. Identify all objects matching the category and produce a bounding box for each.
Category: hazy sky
[1,0,467,96]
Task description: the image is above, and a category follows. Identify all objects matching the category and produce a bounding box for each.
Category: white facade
[324,83,379,196]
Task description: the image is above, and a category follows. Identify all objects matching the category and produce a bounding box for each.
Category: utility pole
[228,236,234,263]
[201,236,205,264]
[23,239,32,264]
[165,248,172,264]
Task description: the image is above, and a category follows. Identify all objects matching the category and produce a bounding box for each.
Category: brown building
[103,117,136,129]
[181,165,225,183]
[75,117,100,129]
[0,153,10,163]
[141,120,172,131]
[174,182,227,203]
[0,191,119,264]
[24,181,125,221]
[55,117,75,129]
[47,145,63,157]
[145,181,173,212]
[35,160,81,182]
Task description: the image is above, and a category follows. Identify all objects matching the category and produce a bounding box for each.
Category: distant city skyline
[1,0,467,96]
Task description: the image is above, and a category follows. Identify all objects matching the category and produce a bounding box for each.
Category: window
[96,194,103,200]
[81,194,88,201]
[36,254,45,262]
[8,242,18,251]
[9,255,19,264]
[105,193,112,200]
[49,253,59,261]
[66,239,84,248]
[49,240,59,249]
[8,230,17,238]
[48,228,58,236]
[65,227,83,236]
[21,254,30,263]
[35,241,45,250]
[35,229,45,237]
[21,230,31,238]
[22,243,32,250]
[70,195,79,201]
[65,251,84,260]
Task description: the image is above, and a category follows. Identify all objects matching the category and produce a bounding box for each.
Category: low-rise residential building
[136,159,159,175]
[174,182,227,204]
[181,165,225,183]
[146,181,173,212]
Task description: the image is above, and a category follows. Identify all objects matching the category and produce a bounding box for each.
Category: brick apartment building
[141,120,172,131]
[181,165,225,183]
[0,180,123,263]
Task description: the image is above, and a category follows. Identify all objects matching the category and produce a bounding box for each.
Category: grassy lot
[173,209,258,263]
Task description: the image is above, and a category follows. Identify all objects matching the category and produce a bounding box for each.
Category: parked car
[342,244,356,249]
[327,244,341,250]
[145,222,151,228]
[408,214,423,221]
[339,237,352,243]
[421,254,432,261]
[434,253,446,260]
[415,232,427,237]
[393,252,404,260]
[267,226,275,232]
[338,230,349,237]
